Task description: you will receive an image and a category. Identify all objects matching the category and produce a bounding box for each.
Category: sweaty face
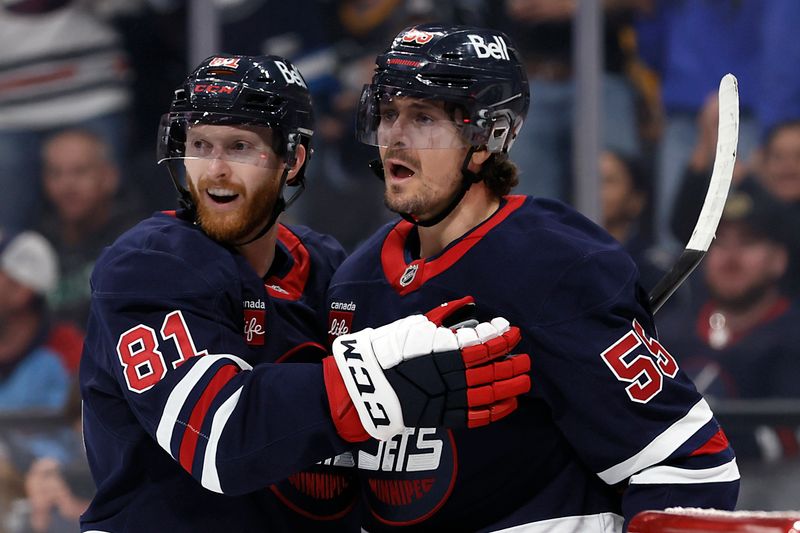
[704,222,788,310]
[183,124,283,243]
[377,98,469,219]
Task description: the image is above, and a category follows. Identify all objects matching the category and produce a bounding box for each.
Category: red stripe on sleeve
[690,429,730,457]
[178,365,239,473]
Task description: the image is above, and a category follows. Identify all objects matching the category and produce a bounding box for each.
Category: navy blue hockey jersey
[79,211,355,532]
[326,195,739,532]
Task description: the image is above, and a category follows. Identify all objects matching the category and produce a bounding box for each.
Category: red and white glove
[323,297,531,442]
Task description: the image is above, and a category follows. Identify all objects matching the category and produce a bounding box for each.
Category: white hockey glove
[322,297,530,442]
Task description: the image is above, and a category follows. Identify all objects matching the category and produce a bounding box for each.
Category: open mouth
[207,187,239,204]
[387,160,416,179]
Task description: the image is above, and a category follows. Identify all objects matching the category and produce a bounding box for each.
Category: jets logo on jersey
[467,34,510,60]
[357,428,456,525]
[399,263,419,287]
[601,318,679,403]
[275,60,307,88]
[208,57,240,69]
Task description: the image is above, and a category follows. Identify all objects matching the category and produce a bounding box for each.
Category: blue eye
[381,109,398,122]
[188,139,211,156]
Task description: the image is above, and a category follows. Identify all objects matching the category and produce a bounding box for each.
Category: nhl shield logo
[399,263,419,287]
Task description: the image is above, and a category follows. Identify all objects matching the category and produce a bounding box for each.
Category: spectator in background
[600,149,669,291]
[635,0,800,251]
[0,0,131,232]
[658,186,800,459]
[672,118,800,296]
[17,382,93,533]
[0,230,69,412]
[487,0,646,202]
[37,129,142,330]
[756,120,800,205]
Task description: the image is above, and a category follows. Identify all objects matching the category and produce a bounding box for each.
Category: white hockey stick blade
[686,73,740,252]
[649,74,739,314]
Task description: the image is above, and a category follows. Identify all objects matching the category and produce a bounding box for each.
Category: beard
[708,277,776,313]
[188,177,277,244]
[382,149,461,219]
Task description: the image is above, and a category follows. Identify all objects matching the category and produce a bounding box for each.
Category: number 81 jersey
[326,195,738,533]
[79,211,352,533]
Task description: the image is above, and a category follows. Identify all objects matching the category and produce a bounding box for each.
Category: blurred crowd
[2,0,800,530]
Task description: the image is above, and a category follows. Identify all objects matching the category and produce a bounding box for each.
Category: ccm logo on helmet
[467,34,510,61]
[339,338,391,428]
[194,84,235,94]
[275,61,307,88]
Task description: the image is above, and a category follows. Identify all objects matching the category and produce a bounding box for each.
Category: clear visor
[356,85,485,150]
[157,112,285,169]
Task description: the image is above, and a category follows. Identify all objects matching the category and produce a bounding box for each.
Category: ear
[467,148,491,173]
[626,190,646,218]
[286,144,307,185]
[770,244,789,279]
[103,163,120,196]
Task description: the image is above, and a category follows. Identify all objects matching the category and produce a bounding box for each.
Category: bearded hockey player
[78,54,530,532]
[326,24,739,532]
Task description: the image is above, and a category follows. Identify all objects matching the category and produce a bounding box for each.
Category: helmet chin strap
[368,147,481,227]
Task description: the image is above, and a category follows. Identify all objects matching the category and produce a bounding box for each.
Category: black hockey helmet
[357,23,530,226]
[356,23,529,154]
[157,54,314,219]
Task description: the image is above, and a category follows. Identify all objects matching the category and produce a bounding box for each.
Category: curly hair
[477,153,519,197]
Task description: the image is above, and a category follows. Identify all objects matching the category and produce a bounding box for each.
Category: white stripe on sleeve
[629,458,740,485]
[155,353,251,457]
[598,398,714,485]
[201,386,244,493]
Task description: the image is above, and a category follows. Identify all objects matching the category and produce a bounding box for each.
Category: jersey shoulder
[483,197,643,324]
[92,212,241,297]
[330,219,396,285]
[281,223,347,275]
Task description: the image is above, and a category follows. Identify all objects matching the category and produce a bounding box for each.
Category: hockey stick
[648,74,739,314]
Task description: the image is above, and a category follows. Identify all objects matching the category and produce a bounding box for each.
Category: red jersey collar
[381,195,526,295]
[265,225,310,301]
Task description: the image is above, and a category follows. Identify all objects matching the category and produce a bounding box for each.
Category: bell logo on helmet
[401,29,434,45]
[275,61,307,88]
[208,57,240,69]
[467,34,510,61]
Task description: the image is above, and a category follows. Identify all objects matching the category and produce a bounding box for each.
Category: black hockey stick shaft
[648,249,705,314]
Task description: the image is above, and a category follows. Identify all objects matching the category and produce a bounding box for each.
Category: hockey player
[78,54,531,532]
[326,24,740,532]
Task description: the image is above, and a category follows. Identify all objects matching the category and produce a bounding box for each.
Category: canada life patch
[328,304,355,346]
[243,309,266,345]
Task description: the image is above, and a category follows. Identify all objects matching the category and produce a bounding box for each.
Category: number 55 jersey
[326,195,738,533]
